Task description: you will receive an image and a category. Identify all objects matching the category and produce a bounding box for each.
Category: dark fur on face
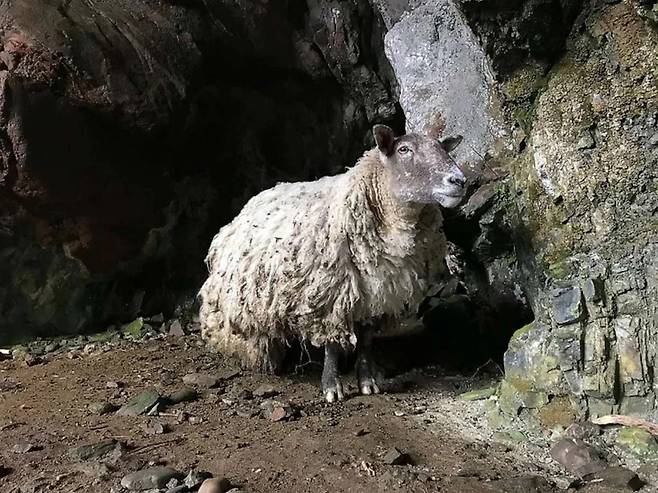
[373,125,467,208]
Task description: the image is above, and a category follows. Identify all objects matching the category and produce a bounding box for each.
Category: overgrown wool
[199,149,447,371]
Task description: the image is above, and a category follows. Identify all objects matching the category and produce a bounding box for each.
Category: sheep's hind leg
[356,328,382,395]
[322,343,344,403]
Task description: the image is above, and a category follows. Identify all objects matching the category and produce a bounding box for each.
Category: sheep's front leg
[356,328,382,395]
[322,342,344,403]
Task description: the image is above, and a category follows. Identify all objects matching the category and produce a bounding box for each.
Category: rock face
[0,0,400,342]
[384,0,505,166]
[379,0,658,418]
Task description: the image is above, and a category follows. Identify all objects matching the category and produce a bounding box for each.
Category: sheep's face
[374,125,467,208]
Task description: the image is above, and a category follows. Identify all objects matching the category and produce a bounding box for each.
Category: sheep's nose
[447,175,465,188]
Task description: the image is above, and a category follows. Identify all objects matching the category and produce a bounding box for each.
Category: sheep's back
[200,173,354,345]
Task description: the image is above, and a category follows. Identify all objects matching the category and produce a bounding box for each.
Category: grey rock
[74,461,113,480]
[550,438,605,477]
[182,373,219,388]
[576,131,595,150]
[117,389,161,417]
[168,320,185,337]
[253,384,277,398]
[121,466,180,491]
[198,477,233,493]
[142,420,168,435]
[384,0,504,165]
[88,401,118,415]
[69,439,120,461]
[552,287,585,325]
[184,469,212,488]
[382,447,412,465]
[583,466,644,491]
[12,442,41,454]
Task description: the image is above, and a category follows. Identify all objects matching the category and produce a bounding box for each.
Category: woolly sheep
[199,125,467,402]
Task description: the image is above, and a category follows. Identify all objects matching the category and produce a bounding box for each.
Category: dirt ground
[0,329,648,493]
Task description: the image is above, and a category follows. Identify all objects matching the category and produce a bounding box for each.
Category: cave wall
[0,0,401,343]
[376,0,658,418]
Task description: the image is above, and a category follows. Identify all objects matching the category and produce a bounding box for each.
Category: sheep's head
[373,125,467,208]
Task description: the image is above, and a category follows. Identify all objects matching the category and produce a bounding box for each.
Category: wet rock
[198,477,232,493]
[168,320,185,338]
[583,466,644,491]
[117,389,161,416]
[12,442,41,454]
[253,384,278,398]
[121,466,180,491]
[552,287,584,325]
[183,373,220,388]
[459,387,497,401]
[88,401,118,415]
[69,439,120,461]
[550,438,606,477]
[616,427,658,458]
[382,447,412,465]
[168,388,198,405]
[184,469,212,488]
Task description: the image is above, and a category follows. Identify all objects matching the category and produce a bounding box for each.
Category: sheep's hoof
[323,381,345,403]
[359,377,381,396]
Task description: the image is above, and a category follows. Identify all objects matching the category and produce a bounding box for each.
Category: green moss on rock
[617,427,658,458]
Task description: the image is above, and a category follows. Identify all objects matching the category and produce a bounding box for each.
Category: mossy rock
[492,431,527,447]
[122,318,144,338]
[537,396,581,429]
[617,427,658,458]
[498,379,549,416]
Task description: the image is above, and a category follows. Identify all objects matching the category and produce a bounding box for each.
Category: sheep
[199,125,467,402]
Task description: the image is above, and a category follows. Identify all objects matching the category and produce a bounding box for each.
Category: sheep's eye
[397,145,411,155]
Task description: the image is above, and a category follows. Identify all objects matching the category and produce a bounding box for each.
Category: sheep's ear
[373,124,395,156]
[440,135,463,153]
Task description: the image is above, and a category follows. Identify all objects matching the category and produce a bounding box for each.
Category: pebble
[142,421,167,435]
[183,373,220,388]
[69,439,120,461]
[12,442,41,454]
[260,399,294,421]
[184,469,212,488]
[253,384,277,398]
[88,401,118,415]
[168,388,198,404]
[121,466,180,491]
[198,478,232,493]
[382,447,412,466]
[117,388,161,416]
[168,320,185,337]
